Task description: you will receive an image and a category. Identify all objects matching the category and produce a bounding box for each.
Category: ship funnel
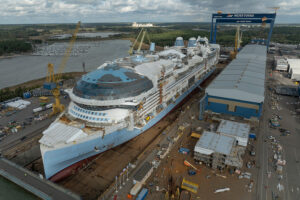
[174,37,184,47]
[150,42,155,52]
[188,37,197,47]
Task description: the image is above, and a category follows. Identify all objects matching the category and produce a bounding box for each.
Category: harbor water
[0,175,38,200]
[0,39,131,89]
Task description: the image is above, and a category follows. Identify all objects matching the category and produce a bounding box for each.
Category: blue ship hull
[42,67,216,179]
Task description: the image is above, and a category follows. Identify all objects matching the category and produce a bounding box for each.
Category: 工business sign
[212,13,276,19]
[216,19,273,23]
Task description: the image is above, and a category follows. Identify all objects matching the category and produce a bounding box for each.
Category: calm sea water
[0,39,131,89]
[0,176,39,200]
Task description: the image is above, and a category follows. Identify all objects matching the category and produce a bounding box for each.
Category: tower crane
[47,21,81,116]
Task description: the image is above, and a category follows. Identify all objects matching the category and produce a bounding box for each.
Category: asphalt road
[0,158,80,200]
[257,58,300,200]
[0,118,54,152]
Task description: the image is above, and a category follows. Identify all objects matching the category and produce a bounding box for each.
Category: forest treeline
[0,40,32,56]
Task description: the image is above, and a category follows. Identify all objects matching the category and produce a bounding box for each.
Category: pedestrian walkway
[0,157,81,200]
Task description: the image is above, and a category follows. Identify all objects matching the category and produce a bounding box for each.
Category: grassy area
[0,40,32,56]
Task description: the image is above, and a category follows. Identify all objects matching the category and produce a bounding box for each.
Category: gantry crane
[47,21,81,116]
[128,28,151,55]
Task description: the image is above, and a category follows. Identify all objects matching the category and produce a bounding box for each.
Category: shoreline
[1,72,86,91]
[0,52,31,59]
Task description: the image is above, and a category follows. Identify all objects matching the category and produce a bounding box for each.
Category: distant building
[194,131,244,170]
[49,34,72,40]
[132,22,154,28]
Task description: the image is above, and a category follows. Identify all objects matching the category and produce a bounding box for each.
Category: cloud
[0,0,298,24]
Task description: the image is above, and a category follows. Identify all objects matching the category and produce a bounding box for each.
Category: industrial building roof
[194,131,235,155]
[217,120,250,139]
[206,45,266,103]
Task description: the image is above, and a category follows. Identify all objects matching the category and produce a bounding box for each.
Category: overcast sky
[0,0,299,24]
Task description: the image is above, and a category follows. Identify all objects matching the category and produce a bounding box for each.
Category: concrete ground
[256,54,300,200]
[0,95,69,164]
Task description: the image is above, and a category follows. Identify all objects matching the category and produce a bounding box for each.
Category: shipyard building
[194,131,244,169]
[205,45,267,119]
[216,120,250,147]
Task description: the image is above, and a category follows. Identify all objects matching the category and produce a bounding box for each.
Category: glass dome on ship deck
[73,63,153,100]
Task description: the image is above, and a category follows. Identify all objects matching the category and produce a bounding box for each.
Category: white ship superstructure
[39,36,220,180]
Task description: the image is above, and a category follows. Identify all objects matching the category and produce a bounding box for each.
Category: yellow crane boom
[128,28,151,55]
[55,21,81,82]
[50,21,81,116]
[230,25,242,59]
[137,30,146,53]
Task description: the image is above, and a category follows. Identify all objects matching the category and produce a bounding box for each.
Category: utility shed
[205,45,266,118]
[216,120,250,147]
[194,131,244,169]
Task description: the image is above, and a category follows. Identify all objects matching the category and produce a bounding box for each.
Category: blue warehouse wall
[205,95,263,119]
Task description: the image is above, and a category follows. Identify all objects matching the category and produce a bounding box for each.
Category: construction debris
[277,183,284,192]
[183,160,199,171]
[214,188,230,193]
[216,174,227,179]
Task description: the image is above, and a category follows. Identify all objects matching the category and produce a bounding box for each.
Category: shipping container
[43,82,56,90]
[136,188,148,200]
[23,92,31,99]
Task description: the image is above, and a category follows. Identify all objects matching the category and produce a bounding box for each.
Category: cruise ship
[39,36,220,181]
